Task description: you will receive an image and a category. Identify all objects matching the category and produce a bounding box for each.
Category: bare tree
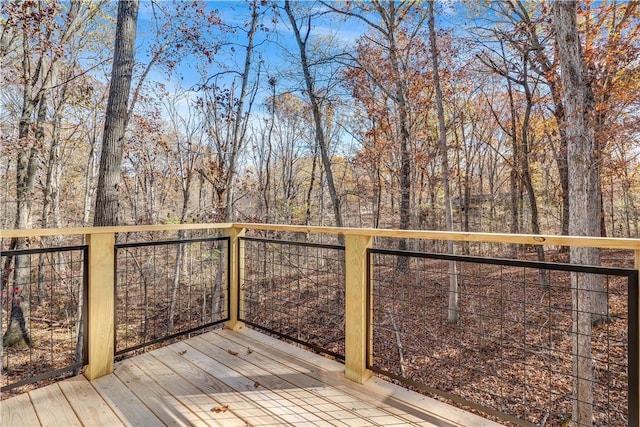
[94,0,139,226]
[3,0,106,347]
[197,0,260,222]
[163,88,205,331]
[428,2,458,323]
[284,0,344,229]
[323,1,428,264]
[224,0,260,222]
[554,2,604,424]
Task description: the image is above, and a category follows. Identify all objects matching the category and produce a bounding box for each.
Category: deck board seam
[128,353,235,426]
[2,328,501,427]
[225,328,500,426]
[146,344,281,426]
[180,335,348,426]
[85,379,129,427]
[200,330,419,426]
[160,339,312,426]
[220,333,433,426]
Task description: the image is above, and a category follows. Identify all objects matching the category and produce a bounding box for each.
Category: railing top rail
[0,223,233,239]
[2,222,640,250]
[233,223,640,250]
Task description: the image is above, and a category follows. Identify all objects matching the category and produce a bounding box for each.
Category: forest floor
[366,248,634,426]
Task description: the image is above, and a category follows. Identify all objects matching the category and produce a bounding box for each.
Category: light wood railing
[2,223,639,396]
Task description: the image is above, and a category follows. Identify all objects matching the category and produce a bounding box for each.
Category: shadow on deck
[1,328,501,426]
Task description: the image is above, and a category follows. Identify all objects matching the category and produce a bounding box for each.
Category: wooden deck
[2,328,502,426]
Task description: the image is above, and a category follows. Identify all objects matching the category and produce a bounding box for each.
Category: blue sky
[133,1,464,89]
[132,1,366,119]
[130,0,468,125]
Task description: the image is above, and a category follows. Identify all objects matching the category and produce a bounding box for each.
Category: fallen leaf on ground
[211,404,229,413]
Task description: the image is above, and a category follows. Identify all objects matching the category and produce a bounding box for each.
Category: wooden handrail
[233,223,640,250]
[2,222,640,249]
[0,223,233,239]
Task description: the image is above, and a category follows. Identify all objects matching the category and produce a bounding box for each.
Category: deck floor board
[58,376,124,427]
[2,328,503,426]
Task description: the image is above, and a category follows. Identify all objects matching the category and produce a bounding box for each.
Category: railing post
[224,226,245,331]
[84,232,115,380]
[633,249,640,426]
[344,234,373,384]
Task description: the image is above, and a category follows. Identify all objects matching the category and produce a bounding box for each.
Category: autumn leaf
[211,404,229,413]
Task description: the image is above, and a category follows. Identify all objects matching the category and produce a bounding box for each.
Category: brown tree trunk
[519,60,548,287]
[5,0,104,348]
[384,4,412,256]
[497,1,571,237]
[554,2,606,424]
[224,0,259,222]
[4,27,43,347]
[428,2,459,323]
[94,0,139,226]
[284,0,344,230]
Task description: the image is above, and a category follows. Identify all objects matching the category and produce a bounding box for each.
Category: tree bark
[224,0,259,222]
[379,1,412,257]
[4,23,43,348]
[519,58,548,287]
[284,0,344,229]
[4,0,105,348]
[554,2,606,424]
[94,0,139,226]
[428,2,459,323]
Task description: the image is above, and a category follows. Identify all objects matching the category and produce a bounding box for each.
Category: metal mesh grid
[115,236,229,355]
[368,249,636,426]
[240,237,346,359]
[1,245,87,394]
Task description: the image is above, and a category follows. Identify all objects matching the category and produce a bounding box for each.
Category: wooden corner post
[85,232,115,380]
[345,234,373,384]
[634,249,640,427]
[224,226,245,331]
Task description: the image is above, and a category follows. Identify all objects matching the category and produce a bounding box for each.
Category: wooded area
[1,1,639,236]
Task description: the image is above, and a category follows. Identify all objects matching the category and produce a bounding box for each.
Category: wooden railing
[2,223,640,424]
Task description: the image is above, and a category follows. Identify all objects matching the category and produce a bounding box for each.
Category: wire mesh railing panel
[1,245,87,395]
[240,237,346,360]
[368,248,637,426]
[115,236,229,355]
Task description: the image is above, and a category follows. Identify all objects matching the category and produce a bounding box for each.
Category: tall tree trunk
[507,1,571,238]
[428,2,459,323]
[520,60,548,287]
[83,106,100,225]
[5,0,103,348]
[258,78,276,222]
[4,27,43,347]
[554,2,607,424]
[94,0,139,226]
[284,1,343,230]
[304,145,318,226]
[549,81,571,238]
[385,9,412,256]
[499,39,521,259]
[224,0,259,222]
